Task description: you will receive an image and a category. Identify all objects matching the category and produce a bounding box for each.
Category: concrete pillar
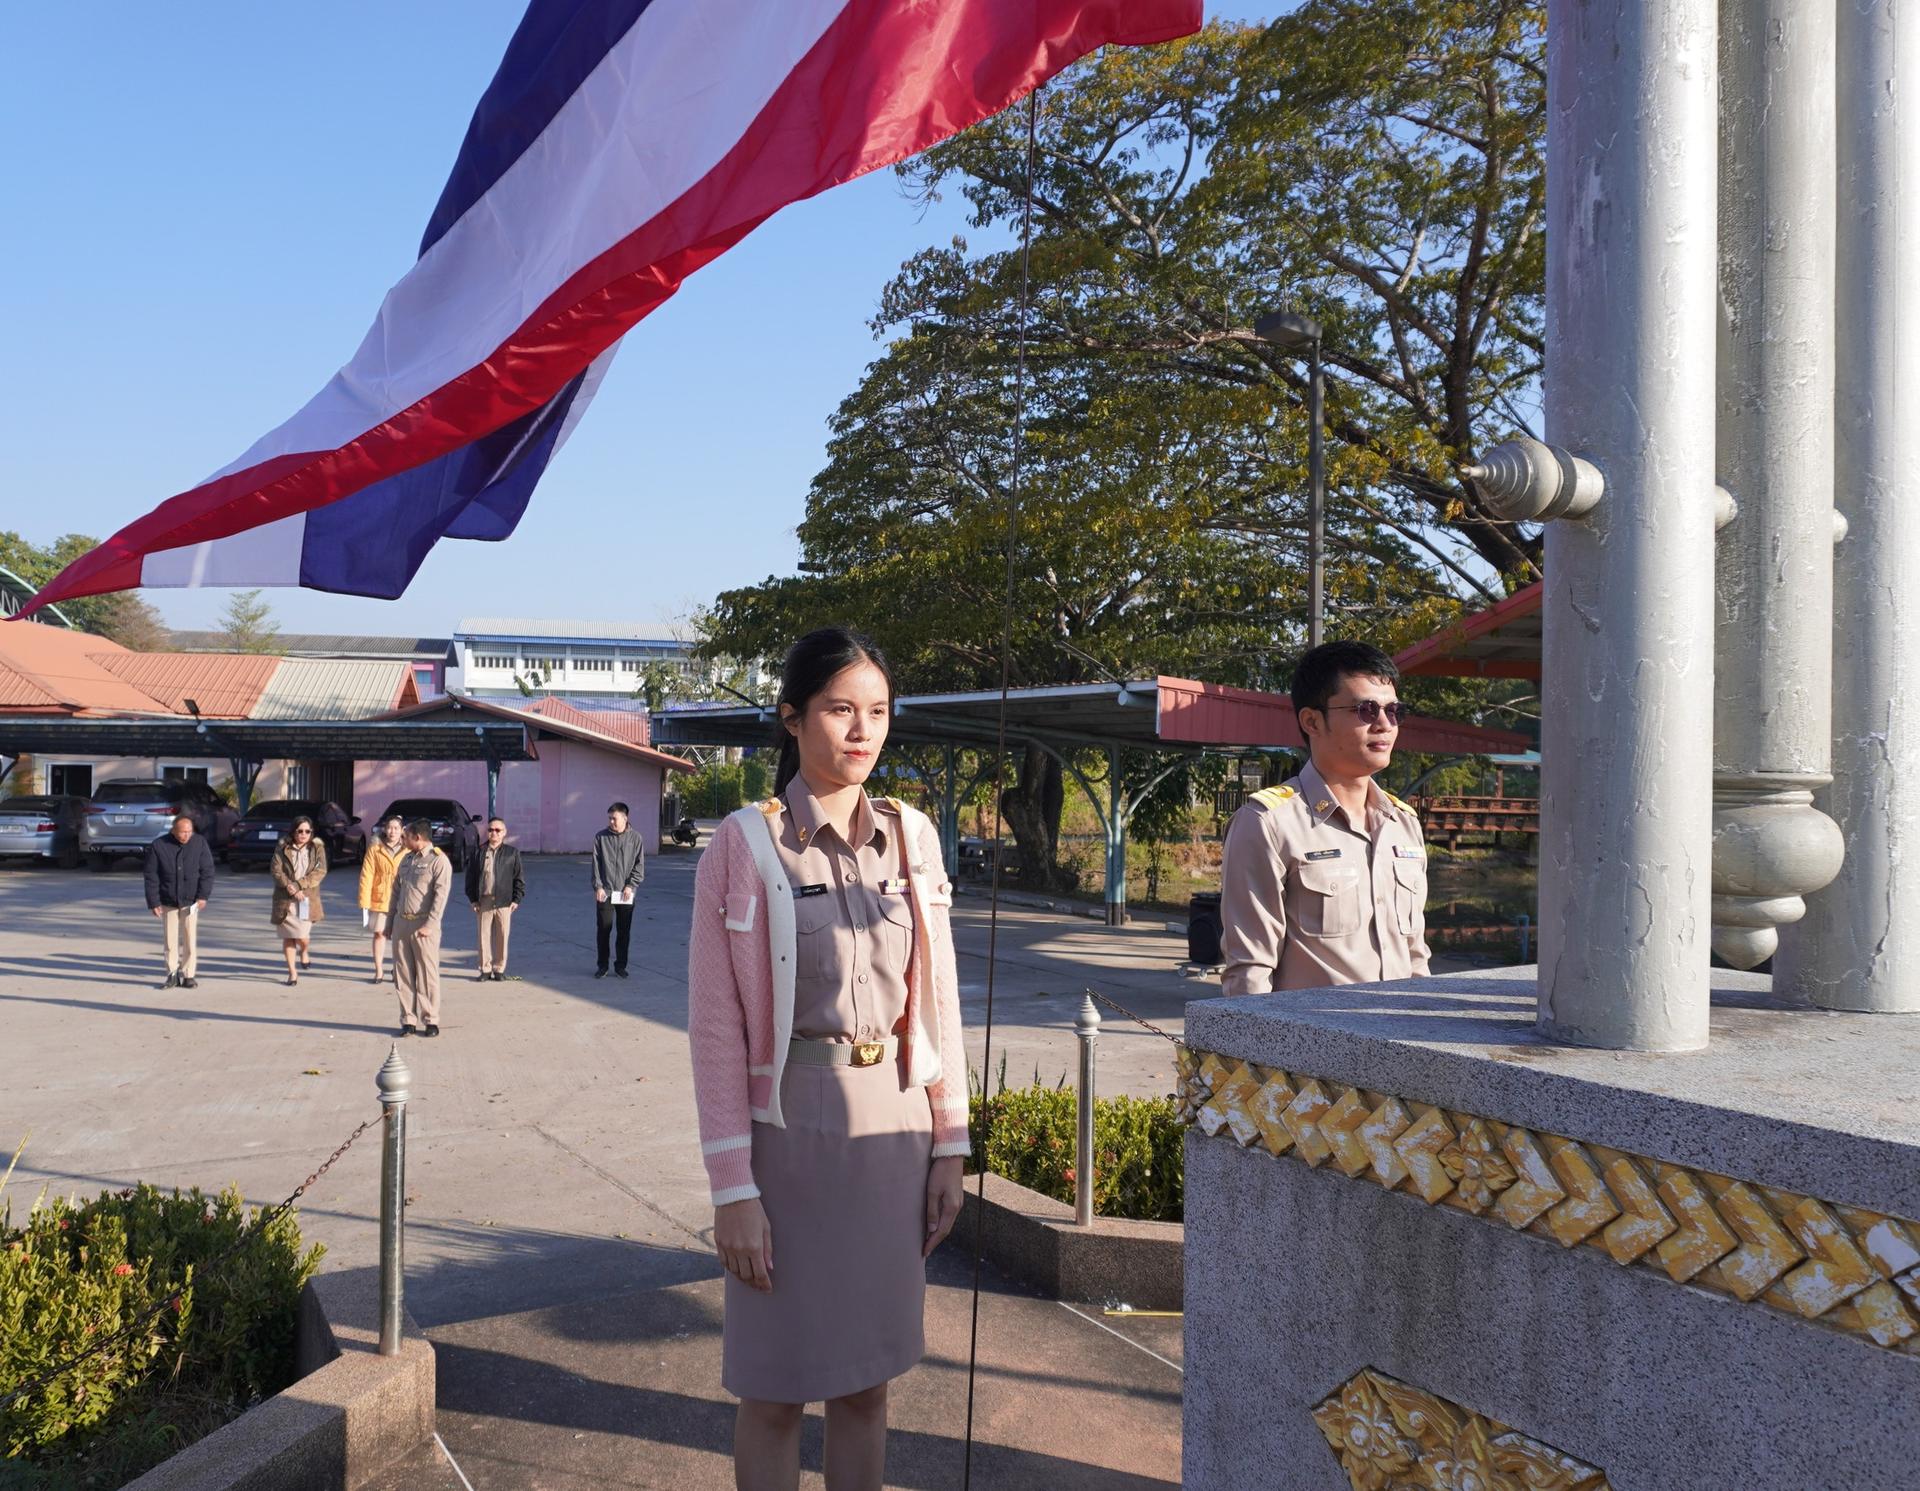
[1710,0,1845,970]
[1775,0,1920,1012]
[1537,0,1718,1049]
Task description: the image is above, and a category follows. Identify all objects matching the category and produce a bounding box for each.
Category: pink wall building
[360,695,694,854]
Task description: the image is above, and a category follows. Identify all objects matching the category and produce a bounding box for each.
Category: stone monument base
[1180,969,1920,1491]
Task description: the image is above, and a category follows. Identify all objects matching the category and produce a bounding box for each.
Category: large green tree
[706,1,1545,883]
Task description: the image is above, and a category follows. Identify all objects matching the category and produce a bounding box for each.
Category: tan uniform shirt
[771,780,914,1045]
[391,846,451,925]
[1219,759,1431,994]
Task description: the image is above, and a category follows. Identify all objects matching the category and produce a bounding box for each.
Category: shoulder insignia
[755,798,783,819]
[1250,785,1298,810]
[1386,791,1417,815]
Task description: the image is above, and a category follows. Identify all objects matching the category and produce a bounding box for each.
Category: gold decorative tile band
[1177,1047,1920,1354]
[1313,1367,1612,1491]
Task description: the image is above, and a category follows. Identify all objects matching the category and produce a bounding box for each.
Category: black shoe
[162,971,177,989]
[492,971,506,981]
[398,1024,413,1037]
[180,977,198,990]
[424,1023,441,1038]
[477,971,491,982]
[614,967,630,979]
[594,966,609,979]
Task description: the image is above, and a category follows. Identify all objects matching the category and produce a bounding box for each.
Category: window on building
[48,763,93,797]
[573,657,613,672]
[161,764,212,787]
[474,653,515,669]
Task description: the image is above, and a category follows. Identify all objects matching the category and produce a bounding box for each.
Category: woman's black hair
[771,626,895,795]
[288,814,317,840]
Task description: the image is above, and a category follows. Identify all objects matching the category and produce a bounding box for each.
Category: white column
[1710,0,1845,970]
[1774,0,1920,1012]
[1537,0,1719,1050]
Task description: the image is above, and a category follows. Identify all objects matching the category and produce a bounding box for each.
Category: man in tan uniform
[391,820,452,1036]
[1220,640,1431,994]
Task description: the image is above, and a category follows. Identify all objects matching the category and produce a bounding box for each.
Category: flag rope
[961,83,1041,1490]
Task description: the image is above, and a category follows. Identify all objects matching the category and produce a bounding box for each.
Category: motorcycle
[671,816,700,848]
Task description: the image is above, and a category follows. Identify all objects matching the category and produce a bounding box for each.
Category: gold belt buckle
[852,1041,886,1067]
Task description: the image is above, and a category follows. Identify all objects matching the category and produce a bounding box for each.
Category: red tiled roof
[521,696,652,746]
[89,651,279,718]
[380,692,694,772]
[0,623,172,716]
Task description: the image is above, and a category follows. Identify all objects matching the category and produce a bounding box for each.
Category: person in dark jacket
[591,801,645,978]
[144,813,216,989]
[464,817,526,981]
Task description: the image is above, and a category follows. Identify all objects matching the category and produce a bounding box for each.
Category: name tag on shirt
[1393,845,1424,859]
[795,882,830,899]
[879,877,910,894]
[1304,848,1343,862]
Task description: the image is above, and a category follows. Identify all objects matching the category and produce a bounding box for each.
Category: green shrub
[968,1075,1184,1223]
[1,1174,323,1488]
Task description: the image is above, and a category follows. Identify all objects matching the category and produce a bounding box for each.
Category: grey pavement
[0,847,1192,1487]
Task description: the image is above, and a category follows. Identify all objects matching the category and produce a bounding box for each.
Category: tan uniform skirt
[722,1056,933,1404]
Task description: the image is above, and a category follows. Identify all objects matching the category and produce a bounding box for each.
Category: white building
[449,617,703,702]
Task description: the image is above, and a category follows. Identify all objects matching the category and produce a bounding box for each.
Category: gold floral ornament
[1177,1048,1920,1354]
[1312,1368,1611,1491]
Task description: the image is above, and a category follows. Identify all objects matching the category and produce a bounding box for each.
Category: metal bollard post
[1074,994,1101,1227]
[376,1045,411,1356]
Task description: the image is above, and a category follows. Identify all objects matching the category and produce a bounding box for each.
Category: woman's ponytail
[773,728,802,796]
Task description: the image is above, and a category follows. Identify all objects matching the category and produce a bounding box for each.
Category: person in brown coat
[269,815,328,986]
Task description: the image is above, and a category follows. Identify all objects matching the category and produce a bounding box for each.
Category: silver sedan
[0,795,86,868]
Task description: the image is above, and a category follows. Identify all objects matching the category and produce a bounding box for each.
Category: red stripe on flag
[20,0,1201,617]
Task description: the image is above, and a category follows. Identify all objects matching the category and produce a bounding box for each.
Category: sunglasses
[1326,700,1406,726]
[293,828,313,836]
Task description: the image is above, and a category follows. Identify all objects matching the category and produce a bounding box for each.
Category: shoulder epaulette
[755,798,783,818]
[1386,791,1417,815]
[1250,785,1298,810]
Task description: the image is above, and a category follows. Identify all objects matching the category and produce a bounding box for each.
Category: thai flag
[20,0,1200,617]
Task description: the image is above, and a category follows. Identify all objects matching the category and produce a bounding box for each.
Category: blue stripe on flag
[298,371,588,597]
[297,0,647,597]
[419,0,657,254]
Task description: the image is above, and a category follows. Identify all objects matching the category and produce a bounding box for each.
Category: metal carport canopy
[0,717,536,814]
[0,718,535,762]
[653,676,1528,757]
[654,678,1527,927]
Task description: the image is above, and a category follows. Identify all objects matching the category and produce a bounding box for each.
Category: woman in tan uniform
[689,628,968,1491]
[269,815,327,985]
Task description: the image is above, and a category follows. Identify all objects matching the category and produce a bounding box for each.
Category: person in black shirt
[144,813,216,989]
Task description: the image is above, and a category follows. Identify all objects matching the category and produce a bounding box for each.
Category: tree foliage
[704,1,1546,881]
[0,531,170,649]
[215,589,280,654]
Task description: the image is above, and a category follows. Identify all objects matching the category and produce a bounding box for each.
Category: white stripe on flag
[204,0,848,486]
[142,512,308,588]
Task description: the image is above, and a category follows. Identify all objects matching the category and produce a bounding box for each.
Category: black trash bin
[1188,891,1224,966]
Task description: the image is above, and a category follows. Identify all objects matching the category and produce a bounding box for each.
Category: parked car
[374,798,481,869]
[82,779,236,870]
[226,799,366,869]
[0,795,87,868]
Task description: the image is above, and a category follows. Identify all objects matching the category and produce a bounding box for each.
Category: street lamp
[1256,310,1326,650]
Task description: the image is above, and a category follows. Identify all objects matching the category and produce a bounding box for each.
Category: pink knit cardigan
[687,796,971,1205]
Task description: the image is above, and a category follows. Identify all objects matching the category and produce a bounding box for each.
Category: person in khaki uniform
[391,820,452,1036]
[1220,640,1432,994]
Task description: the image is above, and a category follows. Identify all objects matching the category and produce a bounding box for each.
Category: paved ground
[0,846,1197,1488]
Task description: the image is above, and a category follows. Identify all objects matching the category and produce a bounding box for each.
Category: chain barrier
[0,1111,381,1415]
[1081,986,1185,1048]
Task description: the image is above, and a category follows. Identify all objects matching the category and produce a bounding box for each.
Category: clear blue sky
[2,3,1278,638]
